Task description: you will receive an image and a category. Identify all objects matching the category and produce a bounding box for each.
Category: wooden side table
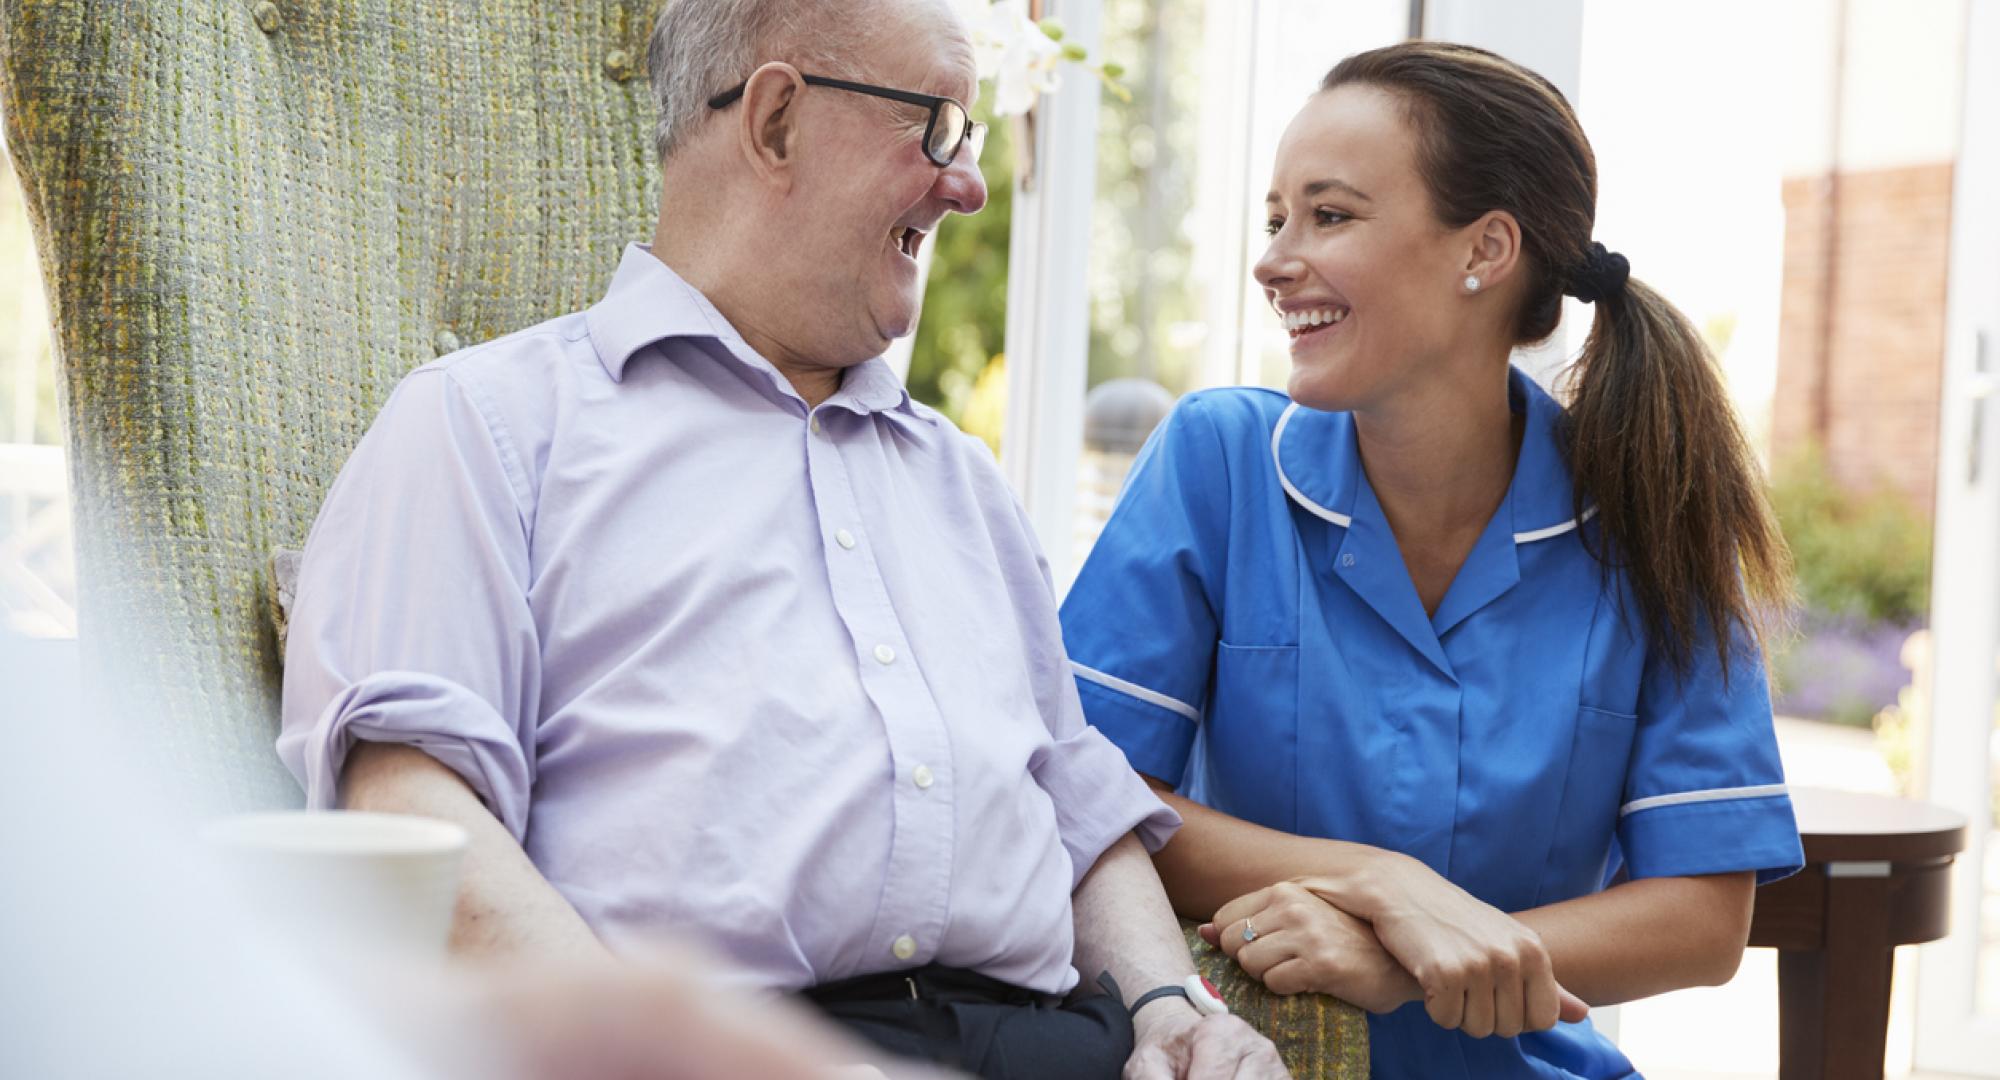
[1747,787,1968,1079]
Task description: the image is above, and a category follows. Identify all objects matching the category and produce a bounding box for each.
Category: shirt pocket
[1545,705,1639,899]
[1200,642,1301,831]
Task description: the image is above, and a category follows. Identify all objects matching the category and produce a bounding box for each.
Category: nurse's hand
[1296,856,1589,1038]
[1202,882,1421,1015]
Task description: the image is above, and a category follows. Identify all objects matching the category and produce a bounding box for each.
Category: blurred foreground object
[0,631,949,1080]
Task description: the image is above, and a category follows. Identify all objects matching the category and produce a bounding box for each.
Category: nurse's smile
[1276,302,1351,345]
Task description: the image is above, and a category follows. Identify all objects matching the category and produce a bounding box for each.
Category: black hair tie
[1566,242,1630,304]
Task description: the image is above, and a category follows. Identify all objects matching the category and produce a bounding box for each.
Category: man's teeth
[1282,308,1349,331]
[893,227,924,256]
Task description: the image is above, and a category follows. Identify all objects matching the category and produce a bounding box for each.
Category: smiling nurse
[1059,42,1804,1080]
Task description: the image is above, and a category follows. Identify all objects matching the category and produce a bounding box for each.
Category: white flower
[957,0,1064,116]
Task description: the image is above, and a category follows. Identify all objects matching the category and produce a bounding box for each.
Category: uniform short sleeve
[276,368,543,840]
[1617,620,1804,885]
[1059,395,1233,788]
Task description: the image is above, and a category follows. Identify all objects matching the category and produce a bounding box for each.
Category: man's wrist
[1131,994,1202,1039]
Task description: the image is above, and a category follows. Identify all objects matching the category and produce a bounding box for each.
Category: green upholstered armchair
[1,2,1364,1073]
[1,0,663,806]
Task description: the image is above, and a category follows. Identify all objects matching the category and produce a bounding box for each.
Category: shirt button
[892,934,917,961]
[810,416,823,435]
[836,529,857,550]
[874,644,896,665]
[912,764,935,790]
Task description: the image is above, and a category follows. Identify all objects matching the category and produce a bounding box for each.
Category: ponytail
[1564,277,1794,678]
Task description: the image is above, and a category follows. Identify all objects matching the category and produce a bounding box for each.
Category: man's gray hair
[646,0,888,164]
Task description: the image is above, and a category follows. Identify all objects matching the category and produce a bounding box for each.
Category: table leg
[1776,873,1895,1080]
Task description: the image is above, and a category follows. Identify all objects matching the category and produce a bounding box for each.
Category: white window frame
[1000,0,1104,594]
[1914,0,2000,1071]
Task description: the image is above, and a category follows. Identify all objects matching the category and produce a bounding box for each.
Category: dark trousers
[801,965,1134,1080]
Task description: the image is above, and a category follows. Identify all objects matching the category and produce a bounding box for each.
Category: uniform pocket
[1203,643,1301,829]
[1544,706,1639,899]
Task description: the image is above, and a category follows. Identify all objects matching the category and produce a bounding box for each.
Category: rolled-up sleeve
[277,367,542,840]
[1033,675,1183,888]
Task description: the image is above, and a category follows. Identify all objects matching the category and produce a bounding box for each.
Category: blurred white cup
[201,811,468,965]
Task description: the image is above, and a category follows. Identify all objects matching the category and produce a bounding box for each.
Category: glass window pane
[1073,0,1404,569]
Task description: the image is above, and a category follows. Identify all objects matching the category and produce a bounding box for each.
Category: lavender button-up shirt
[278,244,1178,994]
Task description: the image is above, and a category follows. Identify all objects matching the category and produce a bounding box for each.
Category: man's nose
[935,152,988,216]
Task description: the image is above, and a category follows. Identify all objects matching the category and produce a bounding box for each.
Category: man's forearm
[1071,832,1204,1034]
[341,741,607,960]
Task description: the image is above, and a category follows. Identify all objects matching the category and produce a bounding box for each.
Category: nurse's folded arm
[1196,882,1420,1015]
[1157,776,1750,1021]
[1154,781,1577,1038]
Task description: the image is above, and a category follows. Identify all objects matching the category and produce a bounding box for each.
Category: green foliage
[1085,0,1205,397]
[909,0,1209,424]
[906,102,1014,426]
[1768,446,1932,623]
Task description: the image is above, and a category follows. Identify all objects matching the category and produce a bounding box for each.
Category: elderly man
[277,1,1285,1077]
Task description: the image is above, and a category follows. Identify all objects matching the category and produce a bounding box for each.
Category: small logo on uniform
[1341,553,1357,568]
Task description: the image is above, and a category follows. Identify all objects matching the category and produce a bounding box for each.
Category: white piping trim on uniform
[1270,403,1353,527]
[1513,506,1599,545]
[1070,662,1202,723]
[1618,783,1789,818]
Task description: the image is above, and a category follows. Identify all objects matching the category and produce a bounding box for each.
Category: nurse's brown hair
[1322,42,1793,678]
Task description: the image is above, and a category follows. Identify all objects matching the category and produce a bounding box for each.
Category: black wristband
[1128,984,1191,1018]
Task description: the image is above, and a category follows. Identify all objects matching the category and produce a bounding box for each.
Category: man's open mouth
[893,225,928,259]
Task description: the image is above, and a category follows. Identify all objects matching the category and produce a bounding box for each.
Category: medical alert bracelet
[1104,976,1224,1016]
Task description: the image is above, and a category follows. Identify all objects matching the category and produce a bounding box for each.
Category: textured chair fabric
[2,3,1364,1072]
[2,0,664,805]
[1186,922,1372,1078]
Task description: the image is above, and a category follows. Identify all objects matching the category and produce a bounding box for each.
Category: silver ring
[1242,919,1258,943]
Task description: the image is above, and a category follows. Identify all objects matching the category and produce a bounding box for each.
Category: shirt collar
[583,243,932,424]
[1272,365,1587,545]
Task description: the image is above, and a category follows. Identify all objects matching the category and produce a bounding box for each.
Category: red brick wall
[1773,162,1954,516]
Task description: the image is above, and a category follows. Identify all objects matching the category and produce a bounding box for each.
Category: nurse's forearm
[1512,872,1754,1005]
[1145,781,1392,920]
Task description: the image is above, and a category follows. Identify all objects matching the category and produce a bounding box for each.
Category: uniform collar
[1272,365,1588,546]
[583,243,932,424]
[1273,366,1591,679]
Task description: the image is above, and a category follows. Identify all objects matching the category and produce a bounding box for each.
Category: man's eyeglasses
[707,74,988,169]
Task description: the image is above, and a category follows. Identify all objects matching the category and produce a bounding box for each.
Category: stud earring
[1464,275,1482,292]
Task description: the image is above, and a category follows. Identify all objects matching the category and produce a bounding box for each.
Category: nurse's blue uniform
[1059,367,1803,1080]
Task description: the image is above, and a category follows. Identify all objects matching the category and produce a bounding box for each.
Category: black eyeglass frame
[707,73,987,169]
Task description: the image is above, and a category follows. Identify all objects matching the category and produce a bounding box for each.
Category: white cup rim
[200,810,469,856]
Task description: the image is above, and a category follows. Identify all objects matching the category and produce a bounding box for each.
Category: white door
[1914,1,2000,1072]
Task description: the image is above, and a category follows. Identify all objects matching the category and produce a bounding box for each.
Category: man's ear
[1463,209,1523,290]
[738,61,804,189]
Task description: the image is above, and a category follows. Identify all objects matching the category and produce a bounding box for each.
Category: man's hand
[1124,1001,1289,1080]
[1203,882,1420,1015]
